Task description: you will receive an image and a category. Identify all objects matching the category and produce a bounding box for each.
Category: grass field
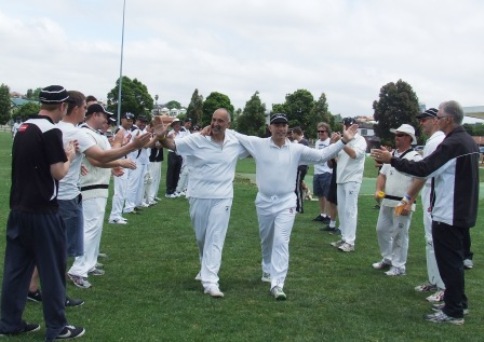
[0,132,483,341]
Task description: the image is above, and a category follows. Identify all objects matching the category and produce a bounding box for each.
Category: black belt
[384,194,417,204]
[80,184,109,192]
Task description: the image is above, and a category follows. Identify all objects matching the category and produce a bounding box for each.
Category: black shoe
[0,322,40,336]
[320,226,336,232]
[313,215,329,222]
[65,296,84,307]
[329,228,341,235]
[55,325,86,340]
[27,290,43,303]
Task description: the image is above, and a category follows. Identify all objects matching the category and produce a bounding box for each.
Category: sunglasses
[318,130,327,133]
[394,133,408,137]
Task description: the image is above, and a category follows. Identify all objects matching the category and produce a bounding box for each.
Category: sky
[1,0,483,117]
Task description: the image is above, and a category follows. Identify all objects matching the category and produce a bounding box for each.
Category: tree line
[2,79,483,143]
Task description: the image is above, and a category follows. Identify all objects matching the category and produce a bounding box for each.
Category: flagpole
[117,0,126,125]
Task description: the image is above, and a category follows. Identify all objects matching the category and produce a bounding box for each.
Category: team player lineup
[0,92,479,340]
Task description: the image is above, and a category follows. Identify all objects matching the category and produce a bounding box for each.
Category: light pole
[117,0,126,125]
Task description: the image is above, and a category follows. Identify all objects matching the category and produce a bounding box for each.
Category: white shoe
[165,193,177,199]
[330,239,344,248]
[108,219,127,225]
[338,242,355,252]
[372,259,391,270]
[414,283,438,292]
[261,272,271,283]
[195,272,201,281]
[426,289,445,303]
[384,266,406,276]
[204,286,224,298]
[271,286,287,300]
[463,259,473,269]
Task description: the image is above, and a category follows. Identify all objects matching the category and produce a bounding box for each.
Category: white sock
[329,220,336,228]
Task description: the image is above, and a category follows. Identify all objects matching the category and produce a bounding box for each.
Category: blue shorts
[58,196,84,257]
[313,172,332,198]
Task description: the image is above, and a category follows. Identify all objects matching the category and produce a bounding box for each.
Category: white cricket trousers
[421,185,445,289]
[189,197,232,291]
[134,163,148,206]
[69,197,107,277]
[124,164,142,212]
[147,161,162,203]
[375,205,413,269]
[109,171,127,221]
[176,162,189,193]
[337,181,361,246]
[255,192,296,290]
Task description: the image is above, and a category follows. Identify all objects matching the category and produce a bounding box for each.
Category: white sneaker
[195,272,201,281]
[271,286,287,300]
[426,289,445,303]
[414,283,438,292]
[384,266,406,276]
[261,272,271,283]
[463,259,473,269]
[165,193,177,199]
[338,242,355,252]
[372,259,391,270]
[330,239,344,247]
[108,219,127,225]
[204,286,224,298]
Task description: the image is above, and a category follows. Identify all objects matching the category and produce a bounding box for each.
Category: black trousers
[432,221,468,318]
[166,151,183,195]
[295,165,308,213]
[0,210,67,340]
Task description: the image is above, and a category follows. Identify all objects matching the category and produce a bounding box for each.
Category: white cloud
[1,0,483,116]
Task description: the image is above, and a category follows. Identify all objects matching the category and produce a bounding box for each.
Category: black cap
[270,113,288,124]
[417,108,438,119]
[39,85,69,104]
[122,112,135,120]
[342,117,356,126]
[86,104,115,122]
[137,115,148,123]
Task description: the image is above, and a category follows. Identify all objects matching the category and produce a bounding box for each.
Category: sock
[329,220,336,228]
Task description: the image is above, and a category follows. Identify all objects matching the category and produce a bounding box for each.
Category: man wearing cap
[57,95,145,269]
[228,113,358,300]
[0,85,85,340]
[403,108,446,301]
[373,100,479,325]
[165,118,184,198]
[329,117,367,252]
[67,103,140,288]
[371,124,422,276]
[155,108,250,298]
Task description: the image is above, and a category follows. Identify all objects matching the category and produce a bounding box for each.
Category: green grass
[0,132,483,341]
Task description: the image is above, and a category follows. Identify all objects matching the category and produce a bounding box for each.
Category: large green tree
[201,92,234,125]
[106,76,154,121]
[14,102,40,121]
[0,84,11,125]
[186,89,204,125]
[282,89,315,129]
[237,91,267,136]
[165,100,181,109]
[373,79,420,146]
[26,87,42,99]
[306,92,333,138]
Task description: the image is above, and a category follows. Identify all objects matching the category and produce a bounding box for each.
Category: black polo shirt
[10,115,67,212]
